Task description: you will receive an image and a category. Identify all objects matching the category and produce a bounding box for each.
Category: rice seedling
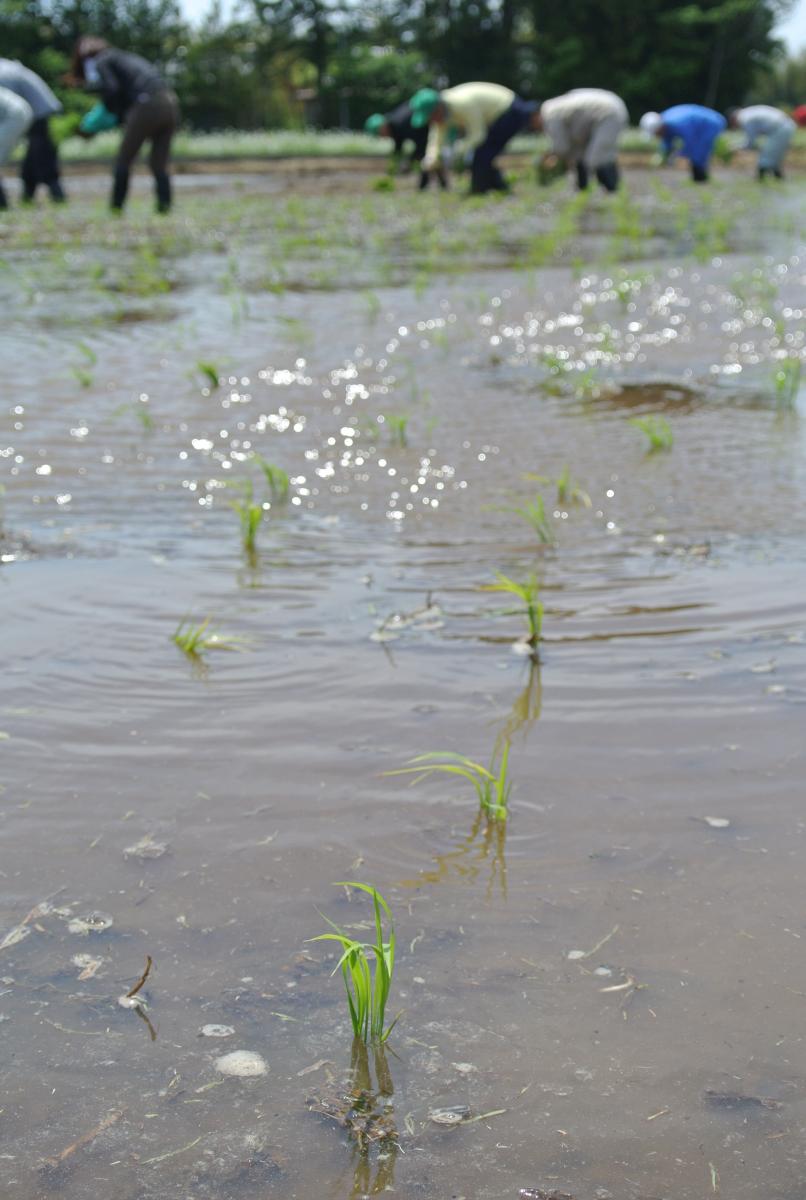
[229,479,264,556]
[481,571,543,651]
[378,413,409,447]
[502,493,553,544]
[630,414,673,453]
[71,341,97,388]
[309,883,398,1044]
[527,463,592,506]
[386,741,512,822]
[254,456,290,503]
[196,361,220,389]
[172,616,246,659]
[773,357,801,410]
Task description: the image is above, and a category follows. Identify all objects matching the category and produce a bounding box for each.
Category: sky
[178,0,806,50]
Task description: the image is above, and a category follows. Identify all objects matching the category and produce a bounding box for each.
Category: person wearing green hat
[411,82,540,194]
[364,101,447,189]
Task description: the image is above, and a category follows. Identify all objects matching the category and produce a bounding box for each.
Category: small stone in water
[215,1050,268,1077]
[118,993,147,1011]
[451,1062,477,1075]
[67,912,114,936]
[566,950,586,961]
[593,966,613,977]
[704,816,731,829]
[200,1024,235,1038]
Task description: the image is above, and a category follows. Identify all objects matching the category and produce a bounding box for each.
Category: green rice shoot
[255,456,290,503]
[172,616,246,658]
[386,741,512,821]
[229,479,264,555]
[481,571,543,648]
[309,882,398,1044]
[774,357,801,410]
[630,414,673,453]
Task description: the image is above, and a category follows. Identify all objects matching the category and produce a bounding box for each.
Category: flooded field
[1,165,806,1200]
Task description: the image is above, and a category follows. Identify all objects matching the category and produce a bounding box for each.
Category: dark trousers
[21,118,65,202]
[471,96,537,194]
[112,90,179,212]
[576,160,620,193]
[691,162,709,183]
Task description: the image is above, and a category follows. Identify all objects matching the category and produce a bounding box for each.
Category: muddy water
[2,170,806,1200]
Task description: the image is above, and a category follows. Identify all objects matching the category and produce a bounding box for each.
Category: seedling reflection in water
[387,741,512,822]
[630,414,673,453]
[310,883,398,1044]
[482,571,543,653]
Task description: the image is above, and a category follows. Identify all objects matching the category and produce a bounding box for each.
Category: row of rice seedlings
[630,414,673,453]
[311,883,398,1044]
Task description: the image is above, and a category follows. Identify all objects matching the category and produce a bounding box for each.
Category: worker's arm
[543,114,571,160]
[422,121,445,172]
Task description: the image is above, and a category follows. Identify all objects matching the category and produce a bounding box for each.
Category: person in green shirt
[410,82,540,194]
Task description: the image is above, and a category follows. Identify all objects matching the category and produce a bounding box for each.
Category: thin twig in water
[42,1108,124,1169]
[126,955,153,998]
[142,1135,203,1166]
[464,1108,507,1124]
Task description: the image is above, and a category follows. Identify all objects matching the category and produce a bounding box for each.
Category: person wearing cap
[727,105,796,180]
[0,85,33,210]
[793,104,806,128]
[68,37,179,213]
[0,58,66,203]
[410,82,540,194]
[639,104,726,182]
[364,102,447,189]
[532,88,628,192]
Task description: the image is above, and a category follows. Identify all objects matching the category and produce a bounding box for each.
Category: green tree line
[0,0,799,131]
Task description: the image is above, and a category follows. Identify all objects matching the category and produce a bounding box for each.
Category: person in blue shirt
[640,105,726,183]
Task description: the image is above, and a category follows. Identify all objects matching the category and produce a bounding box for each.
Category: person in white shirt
[410,82,540,194]
[727,105,796,180]
[0,85,33,210]
[533,89,628,192]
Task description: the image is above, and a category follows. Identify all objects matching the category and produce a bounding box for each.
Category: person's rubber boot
[111,165,130,212]
[49,180,66,203]
[691,163,708,184]
[154,171,172,214]
[0,181,8,210]
[758,166,768,182]
[773,167,784,180]
[576,162,590,191]
[489,166,510,193]
[596,162,619,193]
[418,168,430,191]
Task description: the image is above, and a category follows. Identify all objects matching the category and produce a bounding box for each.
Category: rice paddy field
[1,160,806,1200]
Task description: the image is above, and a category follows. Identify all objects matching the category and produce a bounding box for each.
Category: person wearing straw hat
[364,102,447,189]
[727,105,796,180]
[0,85,33,210]
[639,104,726,182]
[532,88,628,192]
[410,82,540,194]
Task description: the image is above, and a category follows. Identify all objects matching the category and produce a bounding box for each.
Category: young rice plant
[386,741,512,821]
[630,414,673,453]
[310,883,398,1044]
[482,571,543,651]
